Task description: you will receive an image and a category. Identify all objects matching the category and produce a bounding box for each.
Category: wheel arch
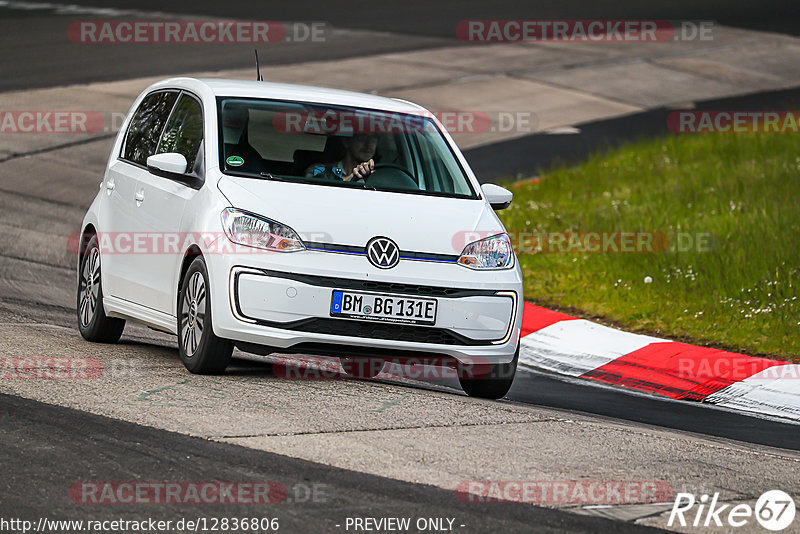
[77,223,97,273]
[177,245,204,309]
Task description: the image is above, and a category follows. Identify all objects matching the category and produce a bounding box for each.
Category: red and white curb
[519,303,800,422]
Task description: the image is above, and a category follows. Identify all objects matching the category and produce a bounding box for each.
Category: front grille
[285,318,480,345]
[349,280,468,298]
[304,241,458,263]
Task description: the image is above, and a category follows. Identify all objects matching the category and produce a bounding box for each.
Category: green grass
[500,133,800,361]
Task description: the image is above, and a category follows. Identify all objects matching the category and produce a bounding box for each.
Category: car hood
[216,176,505,255]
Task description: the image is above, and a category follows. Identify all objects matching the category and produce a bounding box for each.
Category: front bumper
[208,250,523,364]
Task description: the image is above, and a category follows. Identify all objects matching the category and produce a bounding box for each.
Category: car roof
[147,77,427,114]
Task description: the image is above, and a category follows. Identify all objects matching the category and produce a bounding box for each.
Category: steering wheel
[365,163,418,190]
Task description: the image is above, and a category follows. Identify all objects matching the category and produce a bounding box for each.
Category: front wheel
[458,346,519,399]
[77,235,125,343]
[178,257,233,374]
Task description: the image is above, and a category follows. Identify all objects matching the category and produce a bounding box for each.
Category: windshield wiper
[229,169,378,190]
[225,169,282,180]
[260,171,289,181]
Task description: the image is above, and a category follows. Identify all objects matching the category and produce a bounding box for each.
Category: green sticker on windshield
[226,156,244,167]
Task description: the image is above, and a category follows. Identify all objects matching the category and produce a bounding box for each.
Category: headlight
[221,208,305,252]
[457,233,514,270]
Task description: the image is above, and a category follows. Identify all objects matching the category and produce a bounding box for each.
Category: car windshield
[217,97,478,199]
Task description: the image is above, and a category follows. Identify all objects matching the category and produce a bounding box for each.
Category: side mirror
[481,183,513,210]
[147,152,188,176]
[146,152,202,189]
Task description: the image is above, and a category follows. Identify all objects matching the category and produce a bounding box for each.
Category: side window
[157,94,203,172]
[122,91,179,166]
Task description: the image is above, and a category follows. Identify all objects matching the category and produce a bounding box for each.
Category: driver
[306,133,378,182]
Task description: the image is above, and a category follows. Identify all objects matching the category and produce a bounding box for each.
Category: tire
[340,356,384,379]
[458,345,519,399]
[178,256,233,374]
[77,235,125,343]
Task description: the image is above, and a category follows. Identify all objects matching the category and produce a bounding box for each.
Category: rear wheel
[458,346,519,399]
[77,235,125,343]
[178,257,233,374]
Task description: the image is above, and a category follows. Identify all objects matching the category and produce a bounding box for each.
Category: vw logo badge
[366,237,400,269]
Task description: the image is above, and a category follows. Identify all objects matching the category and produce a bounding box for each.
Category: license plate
[330,290,437,325]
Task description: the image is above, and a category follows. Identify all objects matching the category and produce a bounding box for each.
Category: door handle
[135,190,145,204]
[105,179,115,191]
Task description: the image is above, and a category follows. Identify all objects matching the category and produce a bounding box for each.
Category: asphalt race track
[2,0,799,91]
[1,1,799,532]
[1,393,657,533]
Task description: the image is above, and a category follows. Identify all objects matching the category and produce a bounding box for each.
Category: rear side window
[157,94,203,171]
[122,91,178,166]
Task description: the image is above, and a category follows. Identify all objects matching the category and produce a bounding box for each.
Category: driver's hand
[350,159,375,181]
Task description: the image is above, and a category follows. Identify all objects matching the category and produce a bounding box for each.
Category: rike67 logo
[668,490,796,531]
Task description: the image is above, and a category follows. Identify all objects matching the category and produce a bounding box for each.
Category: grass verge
[499,133,799,361]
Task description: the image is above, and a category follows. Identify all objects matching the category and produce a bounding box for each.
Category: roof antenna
[254,49,263,81]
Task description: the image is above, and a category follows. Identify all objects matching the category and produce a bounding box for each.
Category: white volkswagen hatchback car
[77,77,523,398]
